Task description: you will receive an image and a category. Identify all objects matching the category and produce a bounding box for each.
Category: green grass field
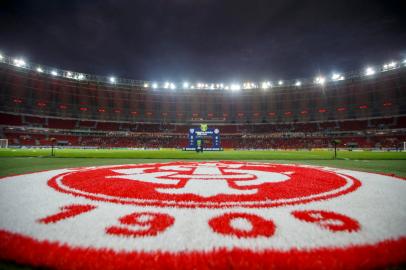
[0,148,405,177]
[0,148,405,270]
[1,148,406,160]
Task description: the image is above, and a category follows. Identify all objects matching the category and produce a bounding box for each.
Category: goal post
[0,139,8,148]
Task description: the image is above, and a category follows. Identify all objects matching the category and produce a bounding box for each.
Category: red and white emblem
[0,161,405,269]
[48,161,359,207]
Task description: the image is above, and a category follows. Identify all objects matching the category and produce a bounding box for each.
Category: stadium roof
[1,52,405,90]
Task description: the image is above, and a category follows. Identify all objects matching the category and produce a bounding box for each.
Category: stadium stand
[1,112,405,149]
[0,59,405,149]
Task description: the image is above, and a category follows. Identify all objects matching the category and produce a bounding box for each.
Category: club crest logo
[0,161,405,269]
[48,161,359,207]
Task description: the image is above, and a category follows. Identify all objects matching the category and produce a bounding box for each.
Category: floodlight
[365,67,375,76]
[383,61,397,70]
[152,82,158,89]
[278,80,283,85]
[183,82,189,88]
[66,71,72,77]
[230,84,241,91]
[51,70,58,76]
[295,81,301,87]
[261,81,271,89]
[0,54,3,60]
[170,83,176,90]
[245,82,256,89]
[13,58,26,67]
[331,73,344,81]
[243,82,251,89]
[77,74,84,80]
[314,76,326,85]
[36,67,43,73]
[109,76,116,83]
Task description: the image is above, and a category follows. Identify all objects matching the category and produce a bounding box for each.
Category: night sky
[0,0,405,83]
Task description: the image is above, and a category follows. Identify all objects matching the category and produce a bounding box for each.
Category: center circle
[48,161,360,207]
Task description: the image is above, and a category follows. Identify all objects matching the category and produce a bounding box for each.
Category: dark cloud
[0,0,405,82]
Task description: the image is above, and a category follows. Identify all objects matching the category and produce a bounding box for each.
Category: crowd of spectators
[1,113,405,150]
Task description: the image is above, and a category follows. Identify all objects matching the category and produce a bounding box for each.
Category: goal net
[0,139,8,148]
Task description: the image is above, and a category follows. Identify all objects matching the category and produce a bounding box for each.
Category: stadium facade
[0,55,405,149]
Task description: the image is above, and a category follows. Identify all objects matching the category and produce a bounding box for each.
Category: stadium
[0,1,405,269]
[1,55,405,153]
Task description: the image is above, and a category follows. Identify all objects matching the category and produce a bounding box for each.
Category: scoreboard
[184,124,222,151]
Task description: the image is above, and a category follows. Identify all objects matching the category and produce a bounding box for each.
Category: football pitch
[1,148,406,269]
[0,148,405,177]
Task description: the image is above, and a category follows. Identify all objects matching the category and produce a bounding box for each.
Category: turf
[0,148,405,177]
[0,157,405,177]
